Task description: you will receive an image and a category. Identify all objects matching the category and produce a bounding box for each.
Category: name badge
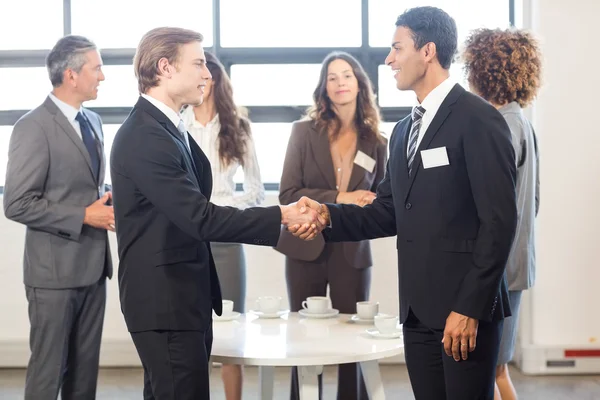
[354,150,376,173]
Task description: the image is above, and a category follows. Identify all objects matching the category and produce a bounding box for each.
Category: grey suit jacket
[277,119,388,268]
[3,96,113,289]
[499,102,539,290]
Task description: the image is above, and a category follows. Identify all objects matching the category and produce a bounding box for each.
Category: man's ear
[423,42,438,63]
[157,57,172,78]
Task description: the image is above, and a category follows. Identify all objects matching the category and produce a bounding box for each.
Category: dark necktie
[75,112,100,183]
[407,105,426,175]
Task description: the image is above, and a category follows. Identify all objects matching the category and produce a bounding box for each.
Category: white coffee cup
[356,301,379,320]
[301,296,329,314]
[255,296,281,314]
[374,314,399,334]
[222,300,234,316]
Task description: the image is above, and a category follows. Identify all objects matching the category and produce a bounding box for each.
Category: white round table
[211,312,404,400]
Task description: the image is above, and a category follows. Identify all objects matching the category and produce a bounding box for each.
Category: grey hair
[46,35,97,87]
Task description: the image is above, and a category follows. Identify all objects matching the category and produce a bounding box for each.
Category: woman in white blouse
[182,52,264,400]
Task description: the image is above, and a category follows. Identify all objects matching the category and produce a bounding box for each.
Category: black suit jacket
[110,97,281,333]
[324,85,517,329]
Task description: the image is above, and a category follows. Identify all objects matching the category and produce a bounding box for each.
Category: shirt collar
[141,93,182,128]
[182,106,219,129]
[418,77,456,116]
[48,92,82,123]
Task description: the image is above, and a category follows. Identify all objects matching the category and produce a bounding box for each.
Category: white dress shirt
[141,94,190,150]
[49,93,83,140]
[409,77,456,155]
[182,107,264,209]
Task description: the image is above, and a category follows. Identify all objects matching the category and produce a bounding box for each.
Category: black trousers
[403,310,503,400]
[131,325,213,400]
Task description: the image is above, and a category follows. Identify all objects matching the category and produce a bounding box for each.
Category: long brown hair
[306,51,382,143]
[205,52,250,167]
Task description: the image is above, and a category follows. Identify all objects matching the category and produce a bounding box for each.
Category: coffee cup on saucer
[356,301,379,320]
[255,296,282,314]
[374,314,399,334]
[301,296,330,314]
[222,300,234,316]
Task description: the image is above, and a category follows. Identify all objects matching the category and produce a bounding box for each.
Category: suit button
[405,203,412,210]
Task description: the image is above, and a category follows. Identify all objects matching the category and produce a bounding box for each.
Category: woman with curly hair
[278,51,387,400]
[181,51,264,400]
[463,28,542,400]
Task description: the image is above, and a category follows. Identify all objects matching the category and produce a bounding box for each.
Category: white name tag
[354,151,376,173]
[421,147,450,169]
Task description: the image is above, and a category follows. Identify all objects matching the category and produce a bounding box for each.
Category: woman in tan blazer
[278,51,388,400]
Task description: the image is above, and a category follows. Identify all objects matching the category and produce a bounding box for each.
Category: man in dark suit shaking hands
[293,7,517,400]
[110,27,322,400]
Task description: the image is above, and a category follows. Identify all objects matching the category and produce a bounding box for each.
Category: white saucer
[350,314,375,324]
[213,311,240,322]
[366,327,402,339]
[299,308,340,319]
[249,309,290,319]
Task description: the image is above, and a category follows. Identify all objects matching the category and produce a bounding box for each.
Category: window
[0,68,51,111]
[377,63,469,107]
[246,123,292,184]
[71,0,213,49]
[369,0,511,47]
[102,124,119,185]
[85,65,139,108]
[220,0,362,48]
[0,126,11,186]
[231,64,321,106]
[0,1,63,50]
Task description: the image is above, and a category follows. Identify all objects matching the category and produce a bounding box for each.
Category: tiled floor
[0,364,599,399]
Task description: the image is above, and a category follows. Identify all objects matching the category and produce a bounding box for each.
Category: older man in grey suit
[3,35,114,400]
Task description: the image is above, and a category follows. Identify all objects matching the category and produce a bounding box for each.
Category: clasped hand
[280,196,329,240]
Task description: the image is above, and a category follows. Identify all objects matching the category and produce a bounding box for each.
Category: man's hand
[336,190,376,207]
[84,192,115,232]
[442,311,479,361]
[280,197,327,240]
[284,197,330,240]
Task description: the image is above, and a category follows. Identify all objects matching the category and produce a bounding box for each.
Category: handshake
[279,197,331,241]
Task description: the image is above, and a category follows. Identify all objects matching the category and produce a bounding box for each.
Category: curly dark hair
[205,51,250,167]
[463,28,542,107]
[306,51,383,144]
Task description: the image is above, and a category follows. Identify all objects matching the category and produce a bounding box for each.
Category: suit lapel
[135,96,203,189]
[44,97,96,182]
[403,84,463,203]
[394,117,412,196]
[309,123,337,190]
[189,138,212,197]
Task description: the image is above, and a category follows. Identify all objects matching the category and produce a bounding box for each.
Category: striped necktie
[407,105,426,175]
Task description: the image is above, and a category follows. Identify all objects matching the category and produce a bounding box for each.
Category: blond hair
[133,27,203,94]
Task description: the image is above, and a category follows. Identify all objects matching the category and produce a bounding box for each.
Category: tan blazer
[277,119,388,269]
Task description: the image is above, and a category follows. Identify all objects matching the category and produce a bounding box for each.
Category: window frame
[0,0,515,192]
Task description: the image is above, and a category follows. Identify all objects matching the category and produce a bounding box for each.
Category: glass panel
[0,126,12,186]
[377,63,468,107]
[101,124,119,185]
[369,0,510,47]
[84,65,139,108]
[0,1,63,50]
[220,0,362,48]
[249,123,292,184]
[71,0,213,49]
[231,64,321,106]
[0,67,52,110]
